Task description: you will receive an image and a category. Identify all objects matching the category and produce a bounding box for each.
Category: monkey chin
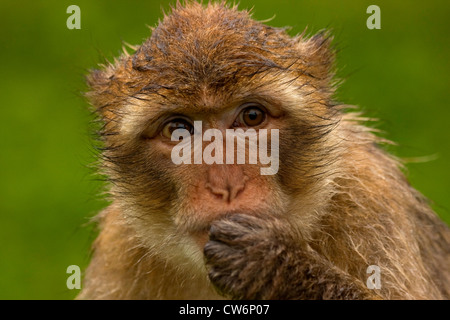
[183,214,228,250]
[190,230,210,250]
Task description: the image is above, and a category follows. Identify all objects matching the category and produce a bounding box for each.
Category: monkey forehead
[130,2,301,89]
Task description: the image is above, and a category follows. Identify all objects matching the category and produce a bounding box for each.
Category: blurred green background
[0,0,449,299]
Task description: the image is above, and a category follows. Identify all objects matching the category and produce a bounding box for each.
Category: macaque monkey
[79,2,450,299]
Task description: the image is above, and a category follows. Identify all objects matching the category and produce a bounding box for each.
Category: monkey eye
[161,119,194,139]
[234,104,266,128]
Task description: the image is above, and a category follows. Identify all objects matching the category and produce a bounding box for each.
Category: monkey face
[114,93,289,248]
[153,103,287,246]
[88,2,339,253]
[102,82,338,253]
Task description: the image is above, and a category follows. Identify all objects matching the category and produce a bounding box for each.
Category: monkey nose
[205,181,246,203]
[205,166,248,203]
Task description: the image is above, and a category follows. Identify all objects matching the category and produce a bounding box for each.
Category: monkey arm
[204,214,380,300]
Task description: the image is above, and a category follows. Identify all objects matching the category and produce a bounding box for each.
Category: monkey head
[87,2,341,268]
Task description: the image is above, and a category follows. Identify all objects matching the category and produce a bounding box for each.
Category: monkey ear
[297,30,335,81]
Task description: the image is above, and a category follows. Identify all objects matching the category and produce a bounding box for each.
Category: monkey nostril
[206,183,230,202]
[230,176,248,201]
[229,184,245,202]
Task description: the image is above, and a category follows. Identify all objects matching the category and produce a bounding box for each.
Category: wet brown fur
[79,1,450,299]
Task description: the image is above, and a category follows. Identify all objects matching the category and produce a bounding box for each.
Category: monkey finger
[204,240,241,265]
[225,213,269,229]
[208,215,264,246]
[208,222,241,244]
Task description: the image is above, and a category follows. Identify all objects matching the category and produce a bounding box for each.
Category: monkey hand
[204,213,303,299]
[204,213,380,300]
